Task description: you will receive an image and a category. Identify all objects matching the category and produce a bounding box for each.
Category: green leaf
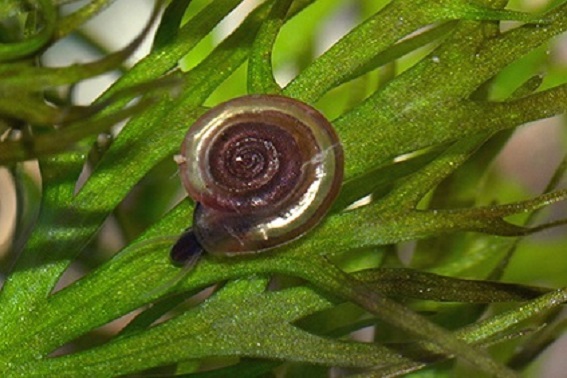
[152,0,193,50]
[1,0,566,376]
[248,0,295,93]
[55,0,115,39]
[355,268,549,302]
[0,0,56,61]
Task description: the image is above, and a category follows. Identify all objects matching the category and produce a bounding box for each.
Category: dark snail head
[174,94,343,258]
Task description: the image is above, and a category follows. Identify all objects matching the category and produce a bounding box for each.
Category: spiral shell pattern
[178,95,343,255]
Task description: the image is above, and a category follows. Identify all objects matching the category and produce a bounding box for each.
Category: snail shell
[176,94,343,257]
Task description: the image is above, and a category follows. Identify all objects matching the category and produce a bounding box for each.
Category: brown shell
[177,95,343,255]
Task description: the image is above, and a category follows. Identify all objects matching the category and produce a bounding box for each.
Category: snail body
[172,94,343,262]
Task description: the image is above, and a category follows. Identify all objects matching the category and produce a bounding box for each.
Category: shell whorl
[177,95,343,255]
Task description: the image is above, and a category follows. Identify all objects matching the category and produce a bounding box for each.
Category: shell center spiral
[208,121,302,211]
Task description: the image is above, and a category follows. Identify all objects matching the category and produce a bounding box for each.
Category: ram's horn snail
[171,94,343,264]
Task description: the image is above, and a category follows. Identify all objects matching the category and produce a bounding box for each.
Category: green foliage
[0,0,567,376]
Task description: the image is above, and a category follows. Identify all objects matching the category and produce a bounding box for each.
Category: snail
[171,94,343,265]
